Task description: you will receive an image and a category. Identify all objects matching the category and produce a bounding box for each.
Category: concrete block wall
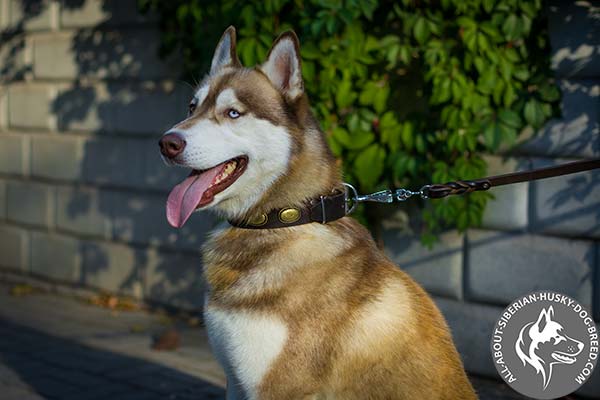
[383,1,600,396]
[0,0,598,396]
[0,0,214,310]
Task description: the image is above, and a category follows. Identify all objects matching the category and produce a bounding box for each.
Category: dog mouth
[166,156,248,228]
[551,351,578,364]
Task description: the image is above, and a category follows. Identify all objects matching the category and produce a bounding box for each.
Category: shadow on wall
[522,0,600,158]
[521,0,600,239]
[533,168,600,236]
[2,0,599,311]
[526,0,600,320]
[2,0,216,308]
[521,80,600,159]
[0,1,42,82]
[549,0,600,79]
[525,77,600,239]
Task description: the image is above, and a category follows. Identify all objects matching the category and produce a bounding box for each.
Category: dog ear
[261,31,304,101]
[210,26,241,74]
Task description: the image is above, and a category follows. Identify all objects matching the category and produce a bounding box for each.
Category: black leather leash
[230,158,600,229]
[346,158,600,207]
[425,158,600,199]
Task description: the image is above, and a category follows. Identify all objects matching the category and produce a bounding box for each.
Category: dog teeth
[224,160,237,173]
[212,160,237,185]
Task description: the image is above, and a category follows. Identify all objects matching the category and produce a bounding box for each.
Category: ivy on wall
[139,0,559,244]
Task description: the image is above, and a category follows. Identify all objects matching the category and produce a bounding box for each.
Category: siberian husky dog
[160,26,477,400]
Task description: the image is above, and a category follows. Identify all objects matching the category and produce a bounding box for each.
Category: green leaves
[483,121,502,149]
[144,0,559,243]
[335,78,357,109]
[359,80,390,113]
[354,144,386,190]
[413,17,430,44]
[502,15,520,40]
[331,126,374,150]
[498,109,522,129]
[524,98,546,128]
[538,83,561,102]
[483,109,521,149]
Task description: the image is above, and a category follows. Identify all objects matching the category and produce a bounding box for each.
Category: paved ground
[0,281,225,400]
[0,280,536,399]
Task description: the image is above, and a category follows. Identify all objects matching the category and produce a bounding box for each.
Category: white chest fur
[204,306,288,400]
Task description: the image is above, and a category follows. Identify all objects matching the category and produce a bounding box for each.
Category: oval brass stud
[278,208,301,224]
[248,213,268,226]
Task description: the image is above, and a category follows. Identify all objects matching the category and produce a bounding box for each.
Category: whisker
[179,79,195,90]
[191,73,200,88]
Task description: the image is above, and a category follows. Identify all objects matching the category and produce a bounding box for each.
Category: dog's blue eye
[227,109,241,119]
[188,102,197,116]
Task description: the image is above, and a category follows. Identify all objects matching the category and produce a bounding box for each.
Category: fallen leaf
[152,329,181,351]
[107,296,118,309]
[86,292,142,311]
[129,324,146,333]
[158,314,173,326]
[10,284,35,297]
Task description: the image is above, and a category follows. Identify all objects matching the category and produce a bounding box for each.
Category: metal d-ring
[342,182,359,214]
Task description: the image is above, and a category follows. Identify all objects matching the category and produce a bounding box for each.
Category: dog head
[160,27,339,228]
[515,306,584,389]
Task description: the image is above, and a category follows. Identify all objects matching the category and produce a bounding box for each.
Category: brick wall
[0,0,598,396]
[0,0,213,309]
[382,2,599,395]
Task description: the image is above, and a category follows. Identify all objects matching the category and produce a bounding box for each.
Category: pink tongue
[166,165,224,228]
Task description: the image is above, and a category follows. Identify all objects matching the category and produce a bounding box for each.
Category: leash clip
[343,182,430,214]
[356,190,394,203]
[395,185,430,201]
[343,183,393,205]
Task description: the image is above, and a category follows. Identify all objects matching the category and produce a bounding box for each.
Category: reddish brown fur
[205,217,477,399]
[200,29,477,399]
[178,66,341,221]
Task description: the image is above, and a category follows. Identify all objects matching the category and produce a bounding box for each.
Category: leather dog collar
[228,190,347,229]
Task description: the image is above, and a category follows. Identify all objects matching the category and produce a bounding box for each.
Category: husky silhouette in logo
[515,306,584,389]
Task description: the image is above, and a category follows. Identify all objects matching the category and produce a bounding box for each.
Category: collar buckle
[320,196,328,223]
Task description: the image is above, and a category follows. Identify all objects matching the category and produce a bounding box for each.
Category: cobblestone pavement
[0,281,225,400]
[0,280,552,400]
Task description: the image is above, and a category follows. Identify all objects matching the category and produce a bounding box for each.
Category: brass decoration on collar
[228,190,346,229]
[248,213,268,226]
[278,208,301,224]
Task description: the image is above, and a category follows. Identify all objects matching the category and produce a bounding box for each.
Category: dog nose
[159,133,186,159]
